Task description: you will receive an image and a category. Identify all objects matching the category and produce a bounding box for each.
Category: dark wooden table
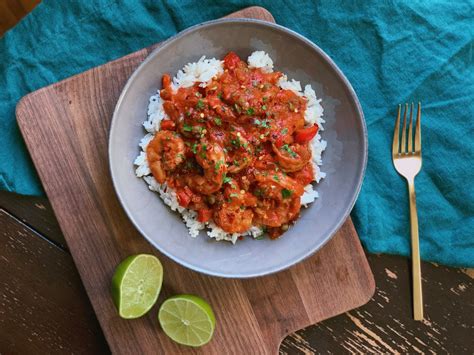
[0,190,472,354]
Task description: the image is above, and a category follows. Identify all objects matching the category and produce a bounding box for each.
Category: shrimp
[253,197,301,227]
[223,178,257,207]
[185,139,228,195]
[146,131,185,184]
[214,203,254,233]
[272,143,311,172]
[253,172,304,227]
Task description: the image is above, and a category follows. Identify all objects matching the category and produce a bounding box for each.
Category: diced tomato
[197,209,212,223]
[294,125,318,144]
[176,189,192,208]
[160,120,175,131]
[223,51,242,70]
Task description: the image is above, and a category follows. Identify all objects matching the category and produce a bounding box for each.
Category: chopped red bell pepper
[294,125,318,144]
[176,189,192,207]
[197,209,212,223]
[160,120,175,131]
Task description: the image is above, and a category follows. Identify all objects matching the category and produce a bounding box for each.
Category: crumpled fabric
[1,0,473,267]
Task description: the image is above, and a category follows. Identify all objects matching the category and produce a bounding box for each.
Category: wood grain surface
[1,192,472,353]
[0,209,108,354]
[0,190,66,248]
[280,255,473,354]
[0,0,41,36]
[15,7,374,354]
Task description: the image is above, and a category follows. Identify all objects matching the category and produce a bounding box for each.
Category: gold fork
[392,102,423,320]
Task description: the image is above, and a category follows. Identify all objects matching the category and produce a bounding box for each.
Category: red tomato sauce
[146,52,318,238]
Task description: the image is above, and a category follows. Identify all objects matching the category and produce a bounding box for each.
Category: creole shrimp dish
[134,51,327,243]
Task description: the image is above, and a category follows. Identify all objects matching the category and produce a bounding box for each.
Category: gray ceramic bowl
[109,19,367,278]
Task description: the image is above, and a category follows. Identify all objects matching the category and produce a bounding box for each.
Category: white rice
[247,51,274,73]
[172,56,224,90]
[134,51,326,243]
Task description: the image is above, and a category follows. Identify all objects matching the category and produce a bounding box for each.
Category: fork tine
[415,102,421,152]
[408,103,414,152]
[392,104,401,156]
[400,103,408,153]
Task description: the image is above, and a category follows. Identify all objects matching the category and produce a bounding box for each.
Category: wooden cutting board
[16,7,374,354]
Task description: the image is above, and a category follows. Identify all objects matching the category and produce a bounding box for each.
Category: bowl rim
[109,18,368,278]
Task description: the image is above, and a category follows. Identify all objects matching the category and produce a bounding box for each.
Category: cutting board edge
[280,222,375,341]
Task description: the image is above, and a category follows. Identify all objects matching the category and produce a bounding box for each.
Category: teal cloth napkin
[1,0,473,267]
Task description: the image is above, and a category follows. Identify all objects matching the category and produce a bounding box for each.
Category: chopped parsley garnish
[262,105,267,110]
[254,119,270,128]
[273,175,280,182]
[262,96,268,102]
[214,117,222,126]
[215,160,224,171]
[223,176,232,184]
[281,128,289,135]
[201,144,207,151]
[196,99,205,110]
[177,153,185,159]
[191,143,198,154]
[217,92,223,100]
[186,111,191,116]
[183,123,193,132]
[281,189,293,199]
[246,107,255,115]
[282,144,297,158]
[231,138,241,148]
[229,193,239,198]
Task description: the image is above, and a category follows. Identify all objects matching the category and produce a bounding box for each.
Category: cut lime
[111,254,163,319]
[158,295,216,347]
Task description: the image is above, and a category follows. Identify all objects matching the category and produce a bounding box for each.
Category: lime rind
[111,254,163,319]
[158,295,216,347]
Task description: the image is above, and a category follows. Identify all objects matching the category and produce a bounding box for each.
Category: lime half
[111,254,163,319]
[158,295,216,347]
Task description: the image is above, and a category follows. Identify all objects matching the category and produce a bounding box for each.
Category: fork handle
[407,178,423,320]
